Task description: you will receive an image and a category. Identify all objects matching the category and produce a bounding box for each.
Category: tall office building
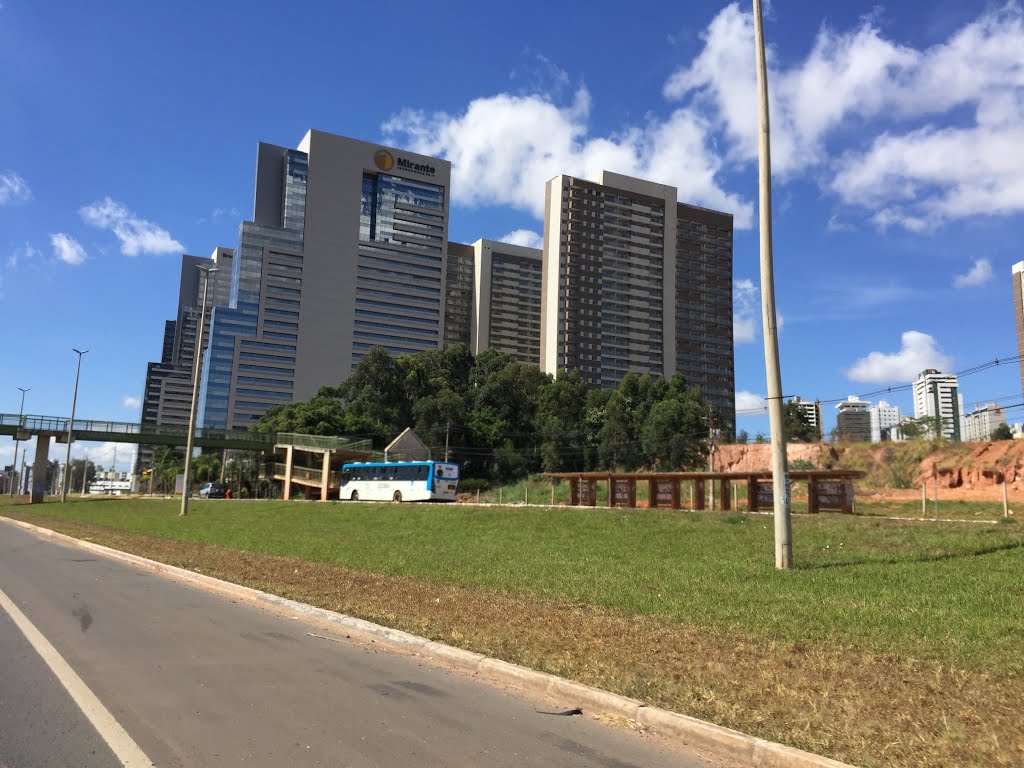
[1013,262,1024,399]
[913,369,963,441]
[541,171,734,432]
[471,239,543,364]
[138,248,233,468]
[835,396,872,442]
[198,130,451,431]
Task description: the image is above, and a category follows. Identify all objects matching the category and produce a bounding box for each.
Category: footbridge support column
[31,434,51,504]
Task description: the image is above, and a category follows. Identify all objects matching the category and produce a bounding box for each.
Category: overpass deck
[1,413,370,453]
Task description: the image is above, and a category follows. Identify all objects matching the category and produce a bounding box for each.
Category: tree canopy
[253,344,720,481]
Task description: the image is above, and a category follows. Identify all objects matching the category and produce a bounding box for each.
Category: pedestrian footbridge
[1,413,372,502]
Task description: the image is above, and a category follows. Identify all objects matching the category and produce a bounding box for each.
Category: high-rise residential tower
[198,130,451,431]
[471,239,543,364]
[870,399,901,442]
[913,369,963,441]
[541,171,734,432]
[1013,261,1024,398]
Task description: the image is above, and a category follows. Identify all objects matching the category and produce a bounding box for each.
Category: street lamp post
[61,348,88,503]
[10,387,29,497]
[181,265,218,517]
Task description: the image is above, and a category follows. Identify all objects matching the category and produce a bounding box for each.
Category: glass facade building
[195,130,452,431]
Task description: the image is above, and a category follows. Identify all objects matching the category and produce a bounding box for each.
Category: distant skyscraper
[1013,261,1024,399]
[471,239,543,364]
[835,396,872,442]
[913,369,963,441]
[138,247,233,468]
[540,171,734,433]
[197,130,452,431]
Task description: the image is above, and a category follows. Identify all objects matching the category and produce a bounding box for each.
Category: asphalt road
[0,519,720,767]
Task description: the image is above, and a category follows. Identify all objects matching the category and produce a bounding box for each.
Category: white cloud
[953,258,994,288]
[0,171,31,205]
[212,206,240,219]
[122,396,141,410]
[383,87,753,227]
[736,390,767,414]
[846,330,953,383]
[499,229,543,249]
[733,278,758,343]
[80,197,184,256]
[664,3,1024,229]
[50,233,87,265]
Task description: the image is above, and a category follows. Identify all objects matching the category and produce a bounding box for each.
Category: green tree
[338,347,411,444]
[598,373,666,470]
[736,429,750,444]
[191,453,222,483]
[536,369,586,472]
[992,422,1014,441]
[784,400,818,442]
[255,385,348,435]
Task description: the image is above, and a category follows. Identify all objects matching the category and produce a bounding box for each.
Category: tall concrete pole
[753,0,792,569]
[180,265,218,517]
[61,349,88,503]
[10,387,29,497]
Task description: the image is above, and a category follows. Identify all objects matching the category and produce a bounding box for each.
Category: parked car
[197,482,227,499]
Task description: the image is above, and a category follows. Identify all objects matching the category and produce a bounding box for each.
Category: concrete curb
[3,516,856,768]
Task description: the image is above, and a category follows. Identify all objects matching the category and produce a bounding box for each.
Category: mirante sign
[373,149,436,178]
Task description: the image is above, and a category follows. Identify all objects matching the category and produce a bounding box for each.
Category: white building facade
[912,369,964,441]
[964,403,1008,441]
[870,400,902,442]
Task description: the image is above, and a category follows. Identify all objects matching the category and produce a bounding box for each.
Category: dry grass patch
[7,512,1022,768]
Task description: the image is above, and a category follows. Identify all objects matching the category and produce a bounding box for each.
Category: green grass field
[4,496,1022,672]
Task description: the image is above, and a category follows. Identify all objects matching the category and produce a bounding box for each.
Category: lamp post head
[73,348,89,356]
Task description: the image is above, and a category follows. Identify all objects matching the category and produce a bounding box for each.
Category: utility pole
[10,386,29,497]
[81,451,89,495]
[753,0,792,568]
[181,265,218,516]
[61,348,88,503]
[445,421,450,462]
[708,404,716,511]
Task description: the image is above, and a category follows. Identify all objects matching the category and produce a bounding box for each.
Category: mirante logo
[373,150,394,171]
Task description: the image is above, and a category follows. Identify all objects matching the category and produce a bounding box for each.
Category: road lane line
[0,586,154,768]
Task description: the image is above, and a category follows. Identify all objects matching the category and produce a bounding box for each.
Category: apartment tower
[541,171,734,432]
[912,369,963,441]
[471,239,543,364]
[198,130,451,431]
[1013,261,1024,399]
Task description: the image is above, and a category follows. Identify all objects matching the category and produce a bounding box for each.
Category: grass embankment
[3,497,1022,767]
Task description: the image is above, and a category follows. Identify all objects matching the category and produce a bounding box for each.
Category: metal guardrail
[0,413,370,454]
[275,432,372,452]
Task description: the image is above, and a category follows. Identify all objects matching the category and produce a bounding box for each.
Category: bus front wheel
[350,491,359,501]
[393,490,403,503]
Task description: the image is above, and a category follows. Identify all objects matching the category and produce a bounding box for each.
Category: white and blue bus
[339,461,460,502]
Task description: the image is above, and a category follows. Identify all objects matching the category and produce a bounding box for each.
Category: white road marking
[0,586,154,768]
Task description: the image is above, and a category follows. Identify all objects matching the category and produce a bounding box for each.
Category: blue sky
[3,0,1023,471]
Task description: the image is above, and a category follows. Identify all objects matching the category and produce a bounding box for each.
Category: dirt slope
[716,440,1024,501]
